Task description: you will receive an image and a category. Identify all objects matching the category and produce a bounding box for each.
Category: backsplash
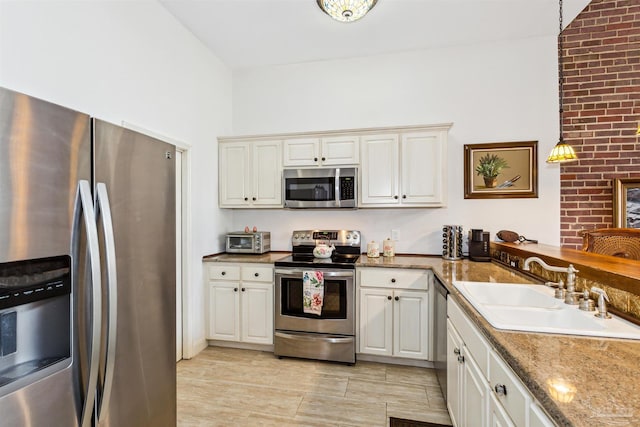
[491,243,640,322]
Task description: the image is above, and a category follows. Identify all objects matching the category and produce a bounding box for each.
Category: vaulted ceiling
[160,0,591,70]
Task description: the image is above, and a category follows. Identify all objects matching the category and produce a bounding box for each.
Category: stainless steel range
[274,230,361,364]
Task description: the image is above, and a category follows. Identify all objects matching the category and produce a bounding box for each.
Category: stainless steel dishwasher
[433,277,449,400]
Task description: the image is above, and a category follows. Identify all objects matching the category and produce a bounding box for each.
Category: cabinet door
[360,134,399,205]
[489,393,516,427]
[283,138,320,166]
[208,283,240,341]
[219,142,251,207]
[321,136,359,165]
[252,140,282,206]
[241,282,273,344]
[400,131,445,205]
[447,320,464,427]
[463,351,489,427]
[393,290,429,359]
[359,288,393,356]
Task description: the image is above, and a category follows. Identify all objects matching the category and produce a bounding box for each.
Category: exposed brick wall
[560,0,640,248]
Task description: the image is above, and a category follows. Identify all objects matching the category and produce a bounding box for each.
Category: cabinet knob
[453,348,461,355]
[241,287,246,292]
[391,278,396,283]
[394,195,398,200]
[221,271,226,276]
[402,195,407,199]
[244,197,248,201]
[394,296,399,301]
[322,157,326,161]
[254,272,259,277]
[494,384,507,396]
[233,287,238,292]
[457,355,465,363]
[252,197,256,201]
[314,157,318,162]
[387,295,392,300]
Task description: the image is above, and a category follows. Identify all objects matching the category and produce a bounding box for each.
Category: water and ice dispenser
[0,256,71,392]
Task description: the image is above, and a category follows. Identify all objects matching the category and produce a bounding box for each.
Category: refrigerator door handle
[95,183,118,423]
[74,180,102,427]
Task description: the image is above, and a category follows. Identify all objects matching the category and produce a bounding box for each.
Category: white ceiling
[159,0,591,70]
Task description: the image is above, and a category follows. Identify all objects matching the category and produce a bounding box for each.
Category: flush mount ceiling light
[547,0,578,163]
[317,0,378,23]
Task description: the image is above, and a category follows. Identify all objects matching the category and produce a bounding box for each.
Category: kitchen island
[358,254,640,427]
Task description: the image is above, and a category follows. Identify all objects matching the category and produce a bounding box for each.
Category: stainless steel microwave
[283,168,357,209]
[225,231,271,254]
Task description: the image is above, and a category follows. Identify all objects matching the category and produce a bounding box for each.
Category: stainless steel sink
[453,281,640,340]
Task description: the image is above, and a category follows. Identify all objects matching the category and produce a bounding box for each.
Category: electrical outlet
[391,229,400,241]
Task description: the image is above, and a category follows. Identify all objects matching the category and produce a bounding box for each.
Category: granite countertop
[202,252,289,264]
[358,255,640,427]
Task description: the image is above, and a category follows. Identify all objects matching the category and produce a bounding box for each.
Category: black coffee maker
[469,229,491,262]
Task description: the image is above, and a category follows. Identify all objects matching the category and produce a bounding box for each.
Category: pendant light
[317,0,378,23]
[547,0,578,163]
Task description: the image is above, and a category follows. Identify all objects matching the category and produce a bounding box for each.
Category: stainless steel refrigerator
[0,87,176,426]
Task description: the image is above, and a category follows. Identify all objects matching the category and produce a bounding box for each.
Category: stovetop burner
[275,229,362,270]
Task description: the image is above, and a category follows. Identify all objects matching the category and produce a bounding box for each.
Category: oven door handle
[275,269,354,278]
[275,331,354,344]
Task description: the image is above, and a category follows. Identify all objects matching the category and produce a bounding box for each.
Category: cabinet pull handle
[254,272,259,277]
[391,278,396,283]
[494,384,507,396]
[394,296,399,301]
[233,287,238,292]
[387,295,392,300]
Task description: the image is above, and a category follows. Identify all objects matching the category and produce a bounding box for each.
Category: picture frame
[613,178,640,228]
[464,141,538,199]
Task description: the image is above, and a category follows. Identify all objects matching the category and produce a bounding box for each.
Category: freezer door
[93,119,176,427]
[0,87,90,426]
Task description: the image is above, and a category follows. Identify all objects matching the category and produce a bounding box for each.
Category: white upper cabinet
[283,135,359,167]
[219,139,282,208]
[360,127,449,207]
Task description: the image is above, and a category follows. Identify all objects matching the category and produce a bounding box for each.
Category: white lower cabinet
[206,263,273,345]
[358,268,431,359]
[447,298,556,427]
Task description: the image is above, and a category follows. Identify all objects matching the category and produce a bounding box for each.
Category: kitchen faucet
[523,257,580,305]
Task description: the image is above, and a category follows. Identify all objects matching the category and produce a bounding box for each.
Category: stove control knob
[346,234,351,240]
[293,234,299,240]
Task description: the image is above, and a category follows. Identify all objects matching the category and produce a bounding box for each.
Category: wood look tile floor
[177,346,452,427]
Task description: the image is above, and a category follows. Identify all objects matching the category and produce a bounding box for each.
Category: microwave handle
[335,168,340,207]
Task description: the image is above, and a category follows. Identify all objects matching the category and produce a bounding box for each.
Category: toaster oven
[225,231,271,254]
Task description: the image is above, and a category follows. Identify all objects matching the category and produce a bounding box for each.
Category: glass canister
[383,238,395,257]
[367,241,380,258]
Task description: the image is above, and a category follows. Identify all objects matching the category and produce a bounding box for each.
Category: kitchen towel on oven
[303,271,324,315]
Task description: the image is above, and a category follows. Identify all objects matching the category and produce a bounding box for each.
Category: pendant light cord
[558,0,564,143]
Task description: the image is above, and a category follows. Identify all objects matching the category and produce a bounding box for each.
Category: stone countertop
[358,255,640,427]
[202,252,289,264]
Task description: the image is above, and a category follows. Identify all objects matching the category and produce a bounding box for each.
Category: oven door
[274,268,354,335]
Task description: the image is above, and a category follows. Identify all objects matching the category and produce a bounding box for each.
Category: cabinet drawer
[209,265,240,281]
[448,298,490,378]
[490,350,531,427]
[359,268,430,290]
[242,266,273,282]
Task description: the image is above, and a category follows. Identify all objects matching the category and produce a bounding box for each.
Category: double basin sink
[453,281,640,340]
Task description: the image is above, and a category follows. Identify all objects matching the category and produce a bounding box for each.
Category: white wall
[0,1,232,355]
[231,37,562,254]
